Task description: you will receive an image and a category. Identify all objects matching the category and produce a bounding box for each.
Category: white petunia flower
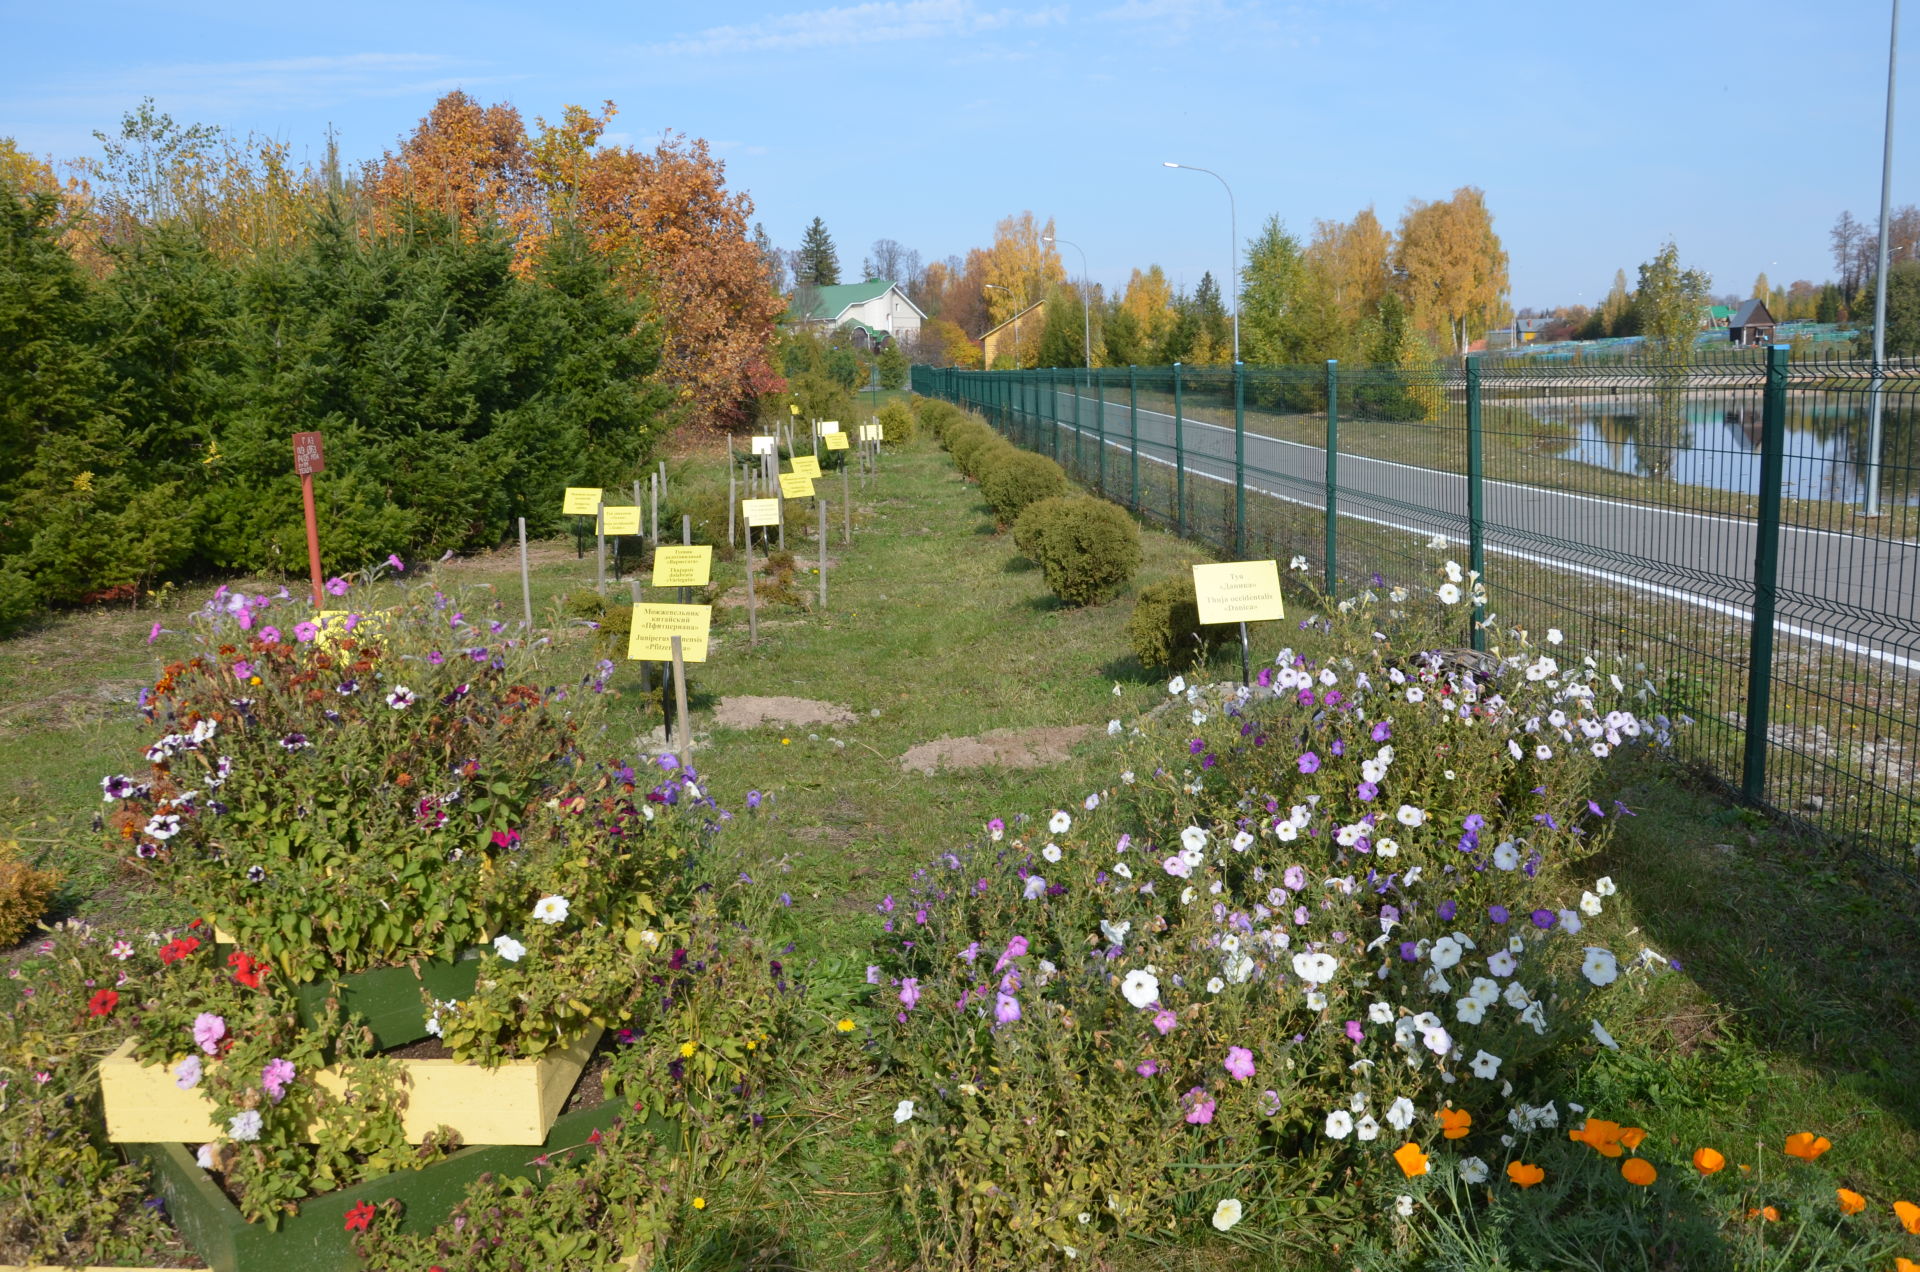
[894,1099,915,1123]
[1580,947,1619,987]
[1291,951,1339,984]
[1396,804,1427,827]
[1386,1096,1417,1130]
[1469,1050,1502,1080]
[493,935,527,962]
[532,895,570,925]
[1547,627,1563,645]
[1455,997,1485,1024]
[1050,810,1072,834]
[1487,950,1517,977]
[1492,841,1520,870]
[1595,875,1617,897]
[1324,1109,1354,1139]
[1180,825,1208,854]
[1458,1156,1490,1184]
[1168,676,1187,695]
[1437,582,1462,605]
[1107,719,1122,736]
[1356,1114,1381,1141]
[1369,1001,1394,1024]
[1211,1198,1244,1231]
[1024,876,1049,900]
[1231,830,1254,853]
[1579,890,1603,916]
[1375,837,1399,858]
[1042,843,1062,863]
[1206,976,1226,994]
[1120,968,1159,1008]
[1590,1018,1619,1049]
[1429,937,1462,970]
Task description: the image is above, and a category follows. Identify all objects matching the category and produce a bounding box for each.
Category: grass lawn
[4,420,1917,1269]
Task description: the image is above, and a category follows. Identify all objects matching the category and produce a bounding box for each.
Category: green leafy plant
[877,396,917,446]
[1026,497,1142,606]
[0,838,58,947]
[1124,576,1219,672]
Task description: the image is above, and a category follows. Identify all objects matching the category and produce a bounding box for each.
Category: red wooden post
[292,432,326,610]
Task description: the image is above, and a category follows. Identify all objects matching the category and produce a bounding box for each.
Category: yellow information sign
[789,455,822,479]
[562,487,604,516]
[779,472,815,499]
[652,545,712,587]
[823,432,849,451]
[788,403,800,415]
[817,420,841,435]
[626,604,712,663]
[1192,561,1286,626]
[751,436,776,456]
[858,423,884,442]
[600,506,641,536]
[742,497,781,527]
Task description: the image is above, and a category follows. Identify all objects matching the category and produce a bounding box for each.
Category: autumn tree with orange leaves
[372,94,784,430]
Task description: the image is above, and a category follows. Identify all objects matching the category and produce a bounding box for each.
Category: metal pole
[517,516,532,625]
[819,499,828,609]
[1233,361,1246,558]
[1324,360,1338,595]
[1466,356,1487,652]
[1128,365,1140,512]
[1174,363,1187,538]
[842,463,851,544]
[1095,369,1107,495]
[728,466,737,547]
[745,532,758,647]
[1162,163,1238,362]
[1074,369,1084,477]
[1743,345,1791,803]
[1864,0,1900,518]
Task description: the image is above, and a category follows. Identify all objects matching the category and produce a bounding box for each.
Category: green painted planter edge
[130,1098,669,1272]
[289,957,482,1050]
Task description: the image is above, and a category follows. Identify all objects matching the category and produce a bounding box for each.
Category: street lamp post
[1042,234,1093,370]
[1864,0,1899,518]
[1164,161,1239,363]
[984,283,1022,371]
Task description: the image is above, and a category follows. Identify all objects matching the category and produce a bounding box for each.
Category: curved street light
[1042,233,1093,370]
[1163,161,1239,363]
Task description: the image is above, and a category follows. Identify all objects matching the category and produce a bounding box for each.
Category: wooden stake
[842,462,851,545]
[517,516,532,625]
[671,636,691,758]
[728,466,737,547]
[819,499,827,609]
[650,473,659,544]
[745,533,758,646]
[595,502,606,594]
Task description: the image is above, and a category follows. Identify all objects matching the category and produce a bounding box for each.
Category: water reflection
[1534,395,1920,505]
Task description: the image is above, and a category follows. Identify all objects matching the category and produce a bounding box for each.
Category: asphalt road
[1034,387,1919,672]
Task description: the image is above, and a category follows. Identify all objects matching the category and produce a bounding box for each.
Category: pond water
[1534,396,1920,505]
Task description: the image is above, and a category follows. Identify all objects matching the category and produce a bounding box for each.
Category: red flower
[343,1200,377,1232]
[159,936,201,966]
[228,950,268,990]
[88,989,119,1017]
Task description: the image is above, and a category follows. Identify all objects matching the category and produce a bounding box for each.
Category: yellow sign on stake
[742,497,781,527]
[562,487,604,516]
[789,455,822,479]
[823,432,850,451]
[1192,561,1286,626]
[788,403,800,415]
[779,472,815,499]
[600,507,641,536]
[652,545,713,587]
[626,604,712,662]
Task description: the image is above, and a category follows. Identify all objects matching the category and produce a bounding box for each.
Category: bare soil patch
[900,725,1096,775]
[713,695,858,730]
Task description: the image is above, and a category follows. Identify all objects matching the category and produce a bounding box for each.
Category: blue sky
[2,0,1908,310]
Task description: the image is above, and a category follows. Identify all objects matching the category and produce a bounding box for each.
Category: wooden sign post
[292,431,326,610]
[517,516,532,625]
[825,433,853,544]
[595,503,607,594]
[1192,560,1286,686]
[671,636,692,758]
[818,499,828,609]
[742,497,780,646]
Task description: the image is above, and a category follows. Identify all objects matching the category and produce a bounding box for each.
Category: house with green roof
[787,278,925,349]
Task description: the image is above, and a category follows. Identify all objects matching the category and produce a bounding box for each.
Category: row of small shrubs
[1012,496,1142,606]
[1123,575,1220,671]
[877,397,918,446]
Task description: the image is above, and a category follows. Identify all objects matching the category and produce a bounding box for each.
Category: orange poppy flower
[1835,1188,1867,1215]
[1895,1258,1920,1272]
[1895,1200,1920,1235]
[1621,1158,1657,1187]
[1394,1142,1429,1178]
[1692,1147,1726,1175]
[1746,1205,1780,1222]
[1570,1119,1625,1158]
[1438,1108,1472,1140]
[1620,1127,1647,1151]
[1507,1161,1546,1188]
[1783,1133,1832,1161]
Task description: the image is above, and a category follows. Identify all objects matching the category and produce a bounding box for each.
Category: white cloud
[640,0,1068,57]
[1097,0,1237,24]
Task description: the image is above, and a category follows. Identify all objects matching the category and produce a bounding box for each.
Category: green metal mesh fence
[913,354,1920,879]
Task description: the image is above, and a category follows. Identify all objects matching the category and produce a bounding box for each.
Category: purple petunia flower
[1488,905,1509,924]
[1530,908,1556,929]
[1437,899,1457,921]
[1297,752,1320,775]
[1371,720,1392,742]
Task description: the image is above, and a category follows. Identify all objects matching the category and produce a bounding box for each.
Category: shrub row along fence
[912,354,1920,880]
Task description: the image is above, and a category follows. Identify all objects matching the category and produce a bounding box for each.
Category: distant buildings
[1727,298,1777,348]
[787,279,924,349]
[979,300,1047,369]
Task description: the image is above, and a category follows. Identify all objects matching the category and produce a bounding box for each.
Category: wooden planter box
[101,1026,602,1147]
[213,928,483,1050]
[126,1099,658,1272]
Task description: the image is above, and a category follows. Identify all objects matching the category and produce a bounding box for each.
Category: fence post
[1466,355,1487,652]
[1128,365,1140,514]
[1073,369,1084,477]
[1324,359,1338,595]
[1233,361,1247,559]
[1095,370,1107,496]
[1742,344,1790,804]
[1174,363,1187,538]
